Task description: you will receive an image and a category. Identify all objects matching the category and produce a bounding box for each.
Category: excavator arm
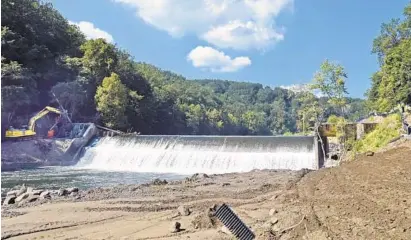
[27,106,62,132]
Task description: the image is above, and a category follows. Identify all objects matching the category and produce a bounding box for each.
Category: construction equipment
[5,106,65,140]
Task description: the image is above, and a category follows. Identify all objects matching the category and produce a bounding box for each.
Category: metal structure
[215,203,255,240]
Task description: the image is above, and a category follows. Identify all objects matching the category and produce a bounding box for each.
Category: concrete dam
[76,135,324,174]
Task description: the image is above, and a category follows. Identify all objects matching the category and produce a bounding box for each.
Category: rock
[58,188,68,196]
[366,151,374,156]
[3,195,16,206]
[222,183,230,187]
[26,187,34,193]
[40,191,51,199]
[70,191,78,197]
[66,187,79,194]
[16,185,27,196]
[17,194,39,207]
[270,217,279,225]
[15,192,30,203]
[220,226,232,235]
[178,205,191,216]
[27,194,39,202]
[170,221,181,233]
[6,190,18,197]
[191,211,217,229]
[186,173,210,183]
[152,178,168,185]
[31,189,43,195]
[269,208,278,216]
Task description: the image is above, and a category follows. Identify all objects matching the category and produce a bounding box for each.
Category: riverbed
[1,166,187,196]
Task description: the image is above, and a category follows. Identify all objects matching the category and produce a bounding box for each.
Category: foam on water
[76,135,318,174]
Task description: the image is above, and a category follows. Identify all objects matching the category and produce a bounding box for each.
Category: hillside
[1,0,367,139]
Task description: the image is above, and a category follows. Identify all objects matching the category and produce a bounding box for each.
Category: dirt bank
[1,141,410,239]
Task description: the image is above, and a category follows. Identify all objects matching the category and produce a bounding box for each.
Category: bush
[354,114,402,153]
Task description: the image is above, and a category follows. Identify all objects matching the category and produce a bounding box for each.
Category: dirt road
[2,141,410,239]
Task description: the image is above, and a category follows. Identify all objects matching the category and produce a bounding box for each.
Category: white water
[76,135,318,174]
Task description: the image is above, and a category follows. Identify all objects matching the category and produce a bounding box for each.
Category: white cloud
[187,46,251,72]
[113,0,292,50]
[202,20,284,50]
[69,21,114,43]
[279,84,325,97]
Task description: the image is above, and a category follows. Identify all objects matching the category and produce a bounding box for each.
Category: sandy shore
[2,141,411,240]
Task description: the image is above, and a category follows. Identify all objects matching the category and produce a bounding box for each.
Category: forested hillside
[1,0,369,136]
[367,3,411,112]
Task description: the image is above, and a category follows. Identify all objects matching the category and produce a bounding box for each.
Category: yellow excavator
[5,106,65,140]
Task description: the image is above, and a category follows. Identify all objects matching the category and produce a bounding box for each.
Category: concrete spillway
[76,135,322,174]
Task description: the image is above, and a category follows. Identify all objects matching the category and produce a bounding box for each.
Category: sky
[50,0,409,98]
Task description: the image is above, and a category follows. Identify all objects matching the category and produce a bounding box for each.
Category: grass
[353,114,402,153]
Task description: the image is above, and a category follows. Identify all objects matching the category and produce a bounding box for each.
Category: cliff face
[1,139,77,171]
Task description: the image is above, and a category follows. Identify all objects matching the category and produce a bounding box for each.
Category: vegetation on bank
[354,114,403,153]
[1,0,409,142]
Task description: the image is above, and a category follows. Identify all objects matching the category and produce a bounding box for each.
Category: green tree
[311,59,349,115]
[80,39,118,83]
[368,2,411,112]
[95,73,128,129]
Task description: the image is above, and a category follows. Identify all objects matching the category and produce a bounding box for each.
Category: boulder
[15,192,30,203]
[3,195,16,206]
[152,179,168,185]
[16,185,27,196]
[40,191,51,199]
[177,205,191,216]
[31,189,43,195]
[26,187,34,193]
[7,190,19,197]
[66,187,79,194]
[27,194,39,203]
[170,221,181,233]
[70,191,78,197]
[17,194,39,207]
[58,188,68,196]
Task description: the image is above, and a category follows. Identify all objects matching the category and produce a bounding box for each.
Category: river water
[1,167,187,196]
[2,135,318,195]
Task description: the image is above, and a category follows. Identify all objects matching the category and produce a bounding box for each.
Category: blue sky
[50,0,409,98]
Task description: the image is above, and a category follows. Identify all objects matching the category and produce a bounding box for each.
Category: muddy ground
[1,141,411,240]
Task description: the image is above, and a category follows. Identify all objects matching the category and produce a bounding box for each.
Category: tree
[368,2,411,112]
[95,73,128,129]
[80,39,118,83]
[311,59,349,115]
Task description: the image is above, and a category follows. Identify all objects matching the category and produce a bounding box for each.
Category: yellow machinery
[5,106,63,140]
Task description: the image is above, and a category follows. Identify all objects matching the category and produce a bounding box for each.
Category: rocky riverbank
[2,141,411,239]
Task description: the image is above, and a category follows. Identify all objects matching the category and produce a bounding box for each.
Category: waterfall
[76,135,318,174]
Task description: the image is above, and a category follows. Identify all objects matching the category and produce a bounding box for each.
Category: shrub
[354,114,402,153]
